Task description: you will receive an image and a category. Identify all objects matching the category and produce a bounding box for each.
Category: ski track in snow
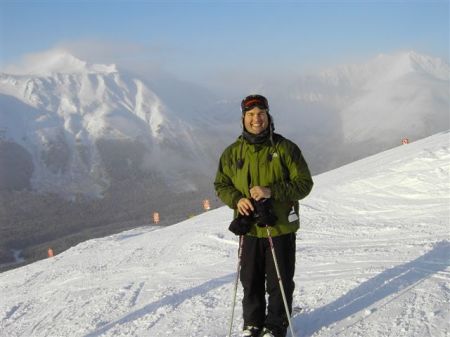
[0,131,449,337]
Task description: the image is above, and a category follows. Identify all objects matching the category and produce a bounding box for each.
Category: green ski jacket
[214,133,313,238]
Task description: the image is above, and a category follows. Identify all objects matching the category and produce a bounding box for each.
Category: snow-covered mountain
[0,50,448,198]
[0,130,448,337]
[324,51,449,143]
[0,50,217,197]
[272,51,449,169]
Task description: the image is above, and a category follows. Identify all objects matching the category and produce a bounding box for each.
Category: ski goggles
[241,94,269,113]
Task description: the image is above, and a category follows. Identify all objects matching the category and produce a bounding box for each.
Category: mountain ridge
[3,49,118,76]
[0,55,211,197]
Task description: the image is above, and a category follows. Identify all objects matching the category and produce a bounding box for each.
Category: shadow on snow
[293,240,449,337]
[84,273,234,337]
[83,241,449,337]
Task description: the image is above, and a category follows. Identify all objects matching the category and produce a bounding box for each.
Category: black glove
[228,213,253,235]
[254,199,277,227]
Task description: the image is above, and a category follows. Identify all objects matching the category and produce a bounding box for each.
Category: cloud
[57,38,170,73]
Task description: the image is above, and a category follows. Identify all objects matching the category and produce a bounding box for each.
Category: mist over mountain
[257,51,450,170]
[0,49,448,270]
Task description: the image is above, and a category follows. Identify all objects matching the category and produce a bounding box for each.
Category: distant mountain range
[0,50,448,198]
[0,49,448,270]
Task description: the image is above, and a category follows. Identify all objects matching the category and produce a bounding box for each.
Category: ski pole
[265,226,296,337]
[228,235,244,337]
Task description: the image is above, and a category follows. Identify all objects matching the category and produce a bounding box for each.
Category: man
[214,94,313,337]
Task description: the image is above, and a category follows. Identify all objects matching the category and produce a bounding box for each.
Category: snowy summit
[0,131,449,337]
[3,49,118,76]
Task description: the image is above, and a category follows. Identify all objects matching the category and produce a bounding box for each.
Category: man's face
[243,107,269,135]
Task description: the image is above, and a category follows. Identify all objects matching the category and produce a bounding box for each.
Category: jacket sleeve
[270,141,313,201]
[214,152,244,209]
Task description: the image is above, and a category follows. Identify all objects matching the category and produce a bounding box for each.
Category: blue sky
[0,0,448,84]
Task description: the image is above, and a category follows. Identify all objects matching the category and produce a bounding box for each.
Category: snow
[1,131,449,337]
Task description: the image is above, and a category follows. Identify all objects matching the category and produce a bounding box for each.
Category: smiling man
[214,94,314,337]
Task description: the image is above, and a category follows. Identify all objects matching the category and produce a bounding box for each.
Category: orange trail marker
[152,212,160,224]
[203,199,211,211]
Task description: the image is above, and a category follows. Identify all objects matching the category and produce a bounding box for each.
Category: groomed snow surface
[1,131,449,337]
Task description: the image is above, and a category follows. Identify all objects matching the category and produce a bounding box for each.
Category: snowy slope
[1,131,449,337]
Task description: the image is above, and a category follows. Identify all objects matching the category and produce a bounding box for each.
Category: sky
[0,0,449,87]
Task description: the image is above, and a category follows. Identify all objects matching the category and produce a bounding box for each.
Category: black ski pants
[240,232,296,336]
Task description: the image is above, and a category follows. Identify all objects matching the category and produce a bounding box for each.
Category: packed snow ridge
[1,131,448,337]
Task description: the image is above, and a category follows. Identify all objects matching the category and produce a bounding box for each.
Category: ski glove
[228,214,253,235]
[254,198,277,227]
[228,198,278,234]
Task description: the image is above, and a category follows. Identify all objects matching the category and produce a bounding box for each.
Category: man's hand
[250,186,271,201]
[237,198,254,216]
